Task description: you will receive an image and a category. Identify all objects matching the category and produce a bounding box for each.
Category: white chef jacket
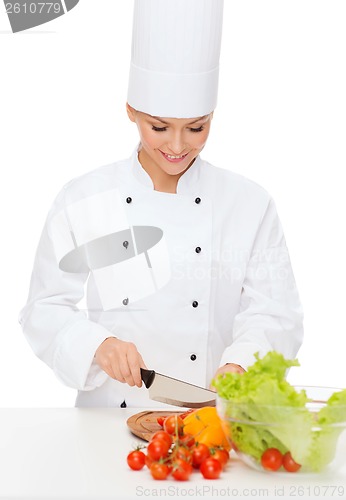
[19,146,303,407]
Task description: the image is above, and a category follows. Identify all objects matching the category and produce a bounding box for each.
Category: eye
[152,125,167,132]
[189,126,204,133]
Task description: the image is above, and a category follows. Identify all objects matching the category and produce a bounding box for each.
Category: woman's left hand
[209,363,245,390]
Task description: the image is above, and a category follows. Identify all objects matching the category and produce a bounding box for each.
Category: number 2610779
[5,3,62,14]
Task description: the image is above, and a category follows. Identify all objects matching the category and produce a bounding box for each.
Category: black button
[195,197,201,204]
[195,247,201,253]
[123,298,129,306]
[190,354,197,361]
[126,197,132,204]
[192,301,199,308]
[120,400,127,408]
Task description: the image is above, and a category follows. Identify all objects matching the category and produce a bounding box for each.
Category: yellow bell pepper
[183,407,231,451]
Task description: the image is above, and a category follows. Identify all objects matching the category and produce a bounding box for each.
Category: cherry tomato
[163,415,184,436]
[127,450,146,471]
[261,448,283,471]
[178,433,195,448]
[211,448,229,469]
[200,457,222,479]
[172,446,192,463]
[165,460,173,474]
[147,439,170,461]
[282,452,301,473]
[145,454,153,469]
[180,409,195,419]
[157,416,167,427]
[151,430,173,447]
[191,443,210,468]
[171,458,193,481]
[150,462,170,480]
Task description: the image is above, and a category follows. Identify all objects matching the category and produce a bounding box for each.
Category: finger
[118,358,136,387]
[127,350,143,387]
[111,364,126,383]
[109,367,126,382]
[103,355,125,382]
[229,366,244,374]
[109,352,130,384]
[226,367,239,373]
[96,355,118,380]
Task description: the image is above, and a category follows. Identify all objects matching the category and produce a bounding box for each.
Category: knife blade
[141,368,216,408]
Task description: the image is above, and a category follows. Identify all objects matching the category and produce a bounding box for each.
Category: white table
[0,408,345,500]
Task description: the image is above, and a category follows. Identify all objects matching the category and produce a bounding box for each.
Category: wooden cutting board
[127,410,184,441]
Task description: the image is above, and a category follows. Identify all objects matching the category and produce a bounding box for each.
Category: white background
[0,0,345,407]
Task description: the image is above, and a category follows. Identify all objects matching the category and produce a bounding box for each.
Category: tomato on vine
[210,448,229,469]
[145,454,153,469]
[156,416,167,427]
[171,458,193,481]
[172,445,192,463]
[191,443,210,468]
[147,439,170,461]
[127,449,146,470]
[180,409,194,419]
[200,457,222,479]
[163,415,184,436]
[150,430,173,447]
[127,410,228,481]
[150,462,170,480]
[178,433,195,448]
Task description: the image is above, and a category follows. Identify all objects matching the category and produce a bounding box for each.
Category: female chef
[19,0,303,408]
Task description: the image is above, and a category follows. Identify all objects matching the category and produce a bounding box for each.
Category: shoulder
[65,157,129,192]
[200,157,272,205]
[49,157,130,212]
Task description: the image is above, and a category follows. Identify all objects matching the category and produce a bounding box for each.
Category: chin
[164,164,190,176]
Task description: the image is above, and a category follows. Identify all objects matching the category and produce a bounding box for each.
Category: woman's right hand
[94,337,147,387]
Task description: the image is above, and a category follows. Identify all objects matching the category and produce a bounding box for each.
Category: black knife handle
[140,368,156,389]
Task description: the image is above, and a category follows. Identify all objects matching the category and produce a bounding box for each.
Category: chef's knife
[141,368,216,408]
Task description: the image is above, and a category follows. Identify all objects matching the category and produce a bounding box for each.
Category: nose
[167,131,186,155]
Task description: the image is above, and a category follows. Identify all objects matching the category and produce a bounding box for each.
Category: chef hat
[127,0,224,118]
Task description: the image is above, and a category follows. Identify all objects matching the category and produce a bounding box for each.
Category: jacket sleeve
[219,198,304,370]
[19,200,116,391]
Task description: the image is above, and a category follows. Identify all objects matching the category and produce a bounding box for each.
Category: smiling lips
[159,150,189,163]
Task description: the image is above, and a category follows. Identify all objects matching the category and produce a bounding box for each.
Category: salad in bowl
[213,352,346,473]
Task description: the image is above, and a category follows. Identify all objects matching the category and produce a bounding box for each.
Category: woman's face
[126,103,213,178]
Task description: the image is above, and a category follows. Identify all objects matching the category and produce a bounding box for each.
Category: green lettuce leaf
[306,389,346,471]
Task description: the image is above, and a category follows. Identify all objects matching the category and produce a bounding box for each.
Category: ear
[126,102,137,123]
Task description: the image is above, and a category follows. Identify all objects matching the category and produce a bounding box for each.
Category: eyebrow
[151,115,208,125]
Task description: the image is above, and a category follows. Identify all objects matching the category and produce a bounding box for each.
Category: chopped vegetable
[183,406,230,451]
[127,412,230,481]
[282,451,301,472]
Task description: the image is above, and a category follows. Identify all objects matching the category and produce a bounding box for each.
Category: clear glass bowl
[216,386,346,474]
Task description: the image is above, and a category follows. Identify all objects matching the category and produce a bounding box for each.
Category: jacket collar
[130,143,202,195]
